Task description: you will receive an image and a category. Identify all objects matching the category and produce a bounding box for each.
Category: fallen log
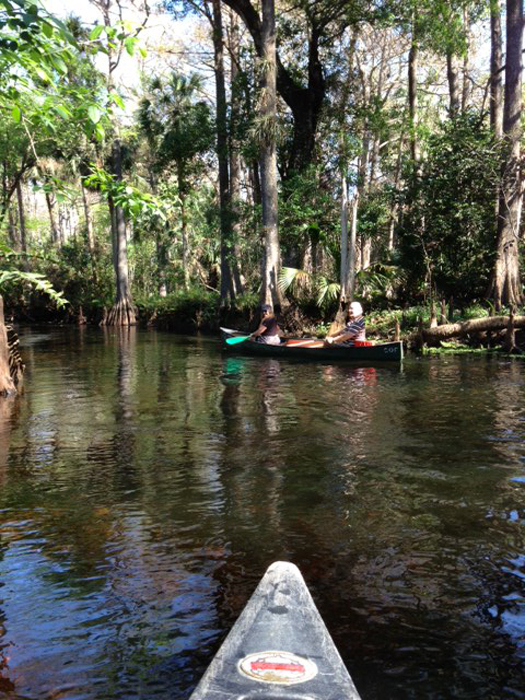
[413,314,525,346]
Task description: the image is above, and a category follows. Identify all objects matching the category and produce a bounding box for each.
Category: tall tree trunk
[490,0,523,308]
[334,188,358,332]
[387,132,406,251]
[1,160,8,229]
[212,0,235,308]
[91,0,137,326]
[348,192,358,296]
[335,29,358,328]
[361,234,371,270]
[408,31,420,167]
[157,232,168,298]
[250,161,262,207]
[369,38,386,187]
[222,0,326,178]
[259,0,282,309]
[340,165,349,301]
[490,0,504,225]
[228,10,245,296]
[0,155,33,230]
[177,161,190,290]
[105,139,136,326]
[286,24,324,176]
[7,205,18,251]
[44,188,60,245]
[461,8,471,112]
[58,205,69,244]
[490,0,504,139]
[446,51,460,116]
[81,179,96,253]
[354,129,370,276]
[15,180,28,268]
[146,169,167,297]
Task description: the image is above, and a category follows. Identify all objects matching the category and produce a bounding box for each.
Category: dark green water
[1,327,524,699]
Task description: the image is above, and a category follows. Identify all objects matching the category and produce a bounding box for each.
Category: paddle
[226,334,252,346]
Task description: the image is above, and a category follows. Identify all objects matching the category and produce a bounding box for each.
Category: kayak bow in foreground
[190,561,362,699]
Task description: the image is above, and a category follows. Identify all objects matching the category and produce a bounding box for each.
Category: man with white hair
[325,301,366,346]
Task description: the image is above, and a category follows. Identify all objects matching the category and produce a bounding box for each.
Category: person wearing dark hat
[249,304,282,345]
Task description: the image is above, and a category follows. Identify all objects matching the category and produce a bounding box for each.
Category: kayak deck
[190,561,362,699]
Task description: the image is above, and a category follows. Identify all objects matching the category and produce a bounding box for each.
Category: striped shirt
[341,315,366,345]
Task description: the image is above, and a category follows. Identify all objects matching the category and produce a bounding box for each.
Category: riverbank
[7,292,524,356]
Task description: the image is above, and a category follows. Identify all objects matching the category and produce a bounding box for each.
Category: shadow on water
[0,332,525,699]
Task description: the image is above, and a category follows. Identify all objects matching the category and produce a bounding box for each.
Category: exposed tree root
[6,325,24,387]
[0,298,17,396]
[101,298,137,327]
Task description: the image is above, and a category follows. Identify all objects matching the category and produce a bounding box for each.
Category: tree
[489,0,523,308]
[89,0,150,325]
[221,0,366,178]
[0,0,95,391]
[257,0,281,308]
[209,0,238,308]
[489,0,503,138]
[397,113,501,305]
[138,73,214,290]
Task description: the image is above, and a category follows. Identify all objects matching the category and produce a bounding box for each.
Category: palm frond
[317,278,340,307]
[279,266,312,294]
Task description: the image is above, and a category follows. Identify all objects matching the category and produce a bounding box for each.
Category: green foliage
[45,238,114,311]
[313,322,330,338]
[137,287,220,329]
[0,269,67,307]
[233,290,260,313]
[0,241,71,309]
[279,266,340,312]
[85,165,166,219]
[356,189,392,253]
[89,20,145,59]
[461,303,491,320]
[0,0,121,142]
[0,0,76,99]
[0,0,513,332]
[279,166,339,261]
[356,260,404,305]
[368,305,429,336]
[366,308,403,336]
[138,73,214,180]
[397,111,501,303]
[423,344,492,356]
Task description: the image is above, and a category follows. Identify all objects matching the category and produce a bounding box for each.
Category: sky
[46,0,102,24]
[43,0,208,97]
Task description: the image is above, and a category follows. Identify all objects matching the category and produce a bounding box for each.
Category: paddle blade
[226,335,251,346]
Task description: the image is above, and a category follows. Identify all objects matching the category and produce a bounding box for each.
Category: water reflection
[0,335,525,698]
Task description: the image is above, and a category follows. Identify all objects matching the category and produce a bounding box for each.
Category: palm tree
[139,73,214,291]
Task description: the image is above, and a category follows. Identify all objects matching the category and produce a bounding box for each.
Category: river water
[0,327,524,699]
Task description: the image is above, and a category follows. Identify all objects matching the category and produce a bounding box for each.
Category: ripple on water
[2,333,525,698]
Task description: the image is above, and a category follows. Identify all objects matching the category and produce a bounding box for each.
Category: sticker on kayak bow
[238,650,318,685]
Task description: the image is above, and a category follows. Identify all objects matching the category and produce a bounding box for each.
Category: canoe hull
[221,327,403,362]
[190,561,362,699]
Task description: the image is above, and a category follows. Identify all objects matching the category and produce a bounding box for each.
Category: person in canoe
[249,304,282,345]
[325,301,366,346]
